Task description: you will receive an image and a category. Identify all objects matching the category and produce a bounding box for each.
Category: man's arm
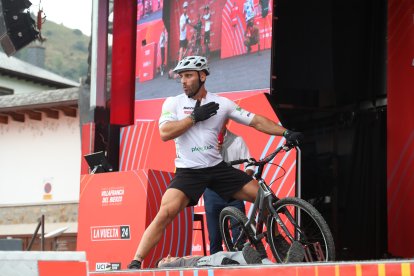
[249,114,304,145]
[159,117,193,141]
[160,101,219,141]
[160,101,220,141]
[249,114,286,136]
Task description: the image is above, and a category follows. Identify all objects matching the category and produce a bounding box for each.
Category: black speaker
[0,0,38,56]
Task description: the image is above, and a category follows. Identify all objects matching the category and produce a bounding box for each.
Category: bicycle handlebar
[226,143,296,168]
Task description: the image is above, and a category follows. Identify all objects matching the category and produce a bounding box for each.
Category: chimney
[26,43,45,68]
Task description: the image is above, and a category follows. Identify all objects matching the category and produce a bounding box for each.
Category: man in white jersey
[159,26,167,76]
[178,1,190,61]
[202,5,211,57]
[128,56,303,269]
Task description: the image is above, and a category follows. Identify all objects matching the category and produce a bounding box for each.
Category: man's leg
[132,188,190,263]
[204,190,225,254]
[231,179,259,203]
[160,47,165,75]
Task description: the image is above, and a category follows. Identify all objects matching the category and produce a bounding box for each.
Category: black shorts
[168,161,253,206]
[180,38,188,48]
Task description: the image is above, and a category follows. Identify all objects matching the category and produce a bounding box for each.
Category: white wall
[0,111,81,205]
[0,75,55,94]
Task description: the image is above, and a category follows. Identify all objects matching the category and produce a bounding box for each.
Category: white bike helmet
[173,56,210,76]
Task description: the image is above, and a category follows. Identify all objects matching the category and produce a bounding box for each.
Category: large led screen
[135,0,273,100]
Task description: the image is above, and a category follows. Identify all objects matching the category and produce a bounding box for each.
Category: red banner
[38,261,87,276]
[139,42,157,82]
[110,0,136,125]
[136,19,165,81]
[387,0,414,258]
[77,170,192,271]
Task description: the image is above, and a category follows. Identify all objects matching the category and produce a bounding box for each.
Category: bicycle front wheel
[267,197,335,262]
[220,206,266,257]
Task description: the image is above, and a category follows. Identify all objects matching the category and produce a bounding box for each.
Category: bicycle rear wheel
[220,206,267,257]
[267,197,335,263]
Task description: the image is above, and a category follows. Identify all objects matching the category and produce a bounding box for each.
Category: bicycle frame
[222,144,335,262]
[236,146,304,246]
[242,175,301,245]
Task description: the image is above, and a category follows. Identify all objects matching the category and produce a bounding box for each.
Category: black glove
[283,130,304,146]
[190,101,219,124]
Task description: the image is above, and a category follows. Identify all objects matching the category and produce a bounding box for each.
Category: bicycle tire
[220,206,267,258]
[267,197,335,263]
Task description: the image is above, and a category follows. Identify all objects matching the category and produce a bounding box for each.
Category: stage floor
[90,259,414,276]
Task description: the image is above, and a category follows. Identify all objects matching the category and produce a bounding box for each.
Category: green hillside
[15,19,90,82]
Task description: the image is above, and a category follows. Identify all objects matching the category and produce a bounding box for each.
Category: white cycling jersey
[159,92,255,169]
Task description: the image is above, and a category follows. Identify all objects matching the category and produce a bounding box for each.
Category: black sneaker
[285,241,305,263]
[242,246,263,264]
[127,260,142,269]
[221,257,240,265]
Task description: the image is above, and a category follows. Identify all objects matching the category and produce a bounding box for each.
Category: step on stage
[0,252,412,275]
[91,259,414,276]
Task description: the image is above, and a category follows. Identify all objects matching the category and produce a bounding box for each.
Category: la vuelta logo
[101,187,124,206]
[91,225,131,241]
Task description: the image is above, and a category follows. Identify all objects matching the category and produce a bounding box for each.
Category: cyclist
[202,5,211,57]
[128,55,303,269]
[244,19,260,53]
[178,1,191,60]
[159,26,168,76]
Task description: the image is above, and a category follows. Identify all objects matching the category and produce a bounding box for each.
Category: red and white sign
[90,225,130,241]
[77,170,192,270]
[139,42,157,82]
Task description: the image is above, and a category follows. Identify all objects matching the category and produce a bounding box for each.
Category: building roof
[0,87,79,111]
[0,87,80,124]
[0,52,80,88]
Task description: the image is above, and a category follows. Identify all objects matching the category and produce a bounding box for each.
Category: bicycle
[219,142,335,263]
[181,30,203,58]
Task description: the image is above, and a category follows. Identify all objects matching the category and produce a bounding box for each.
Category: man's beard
[185,83,201,98]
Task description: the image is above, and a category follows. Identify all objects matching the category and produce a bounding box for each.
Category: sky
[35,0,93,36]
